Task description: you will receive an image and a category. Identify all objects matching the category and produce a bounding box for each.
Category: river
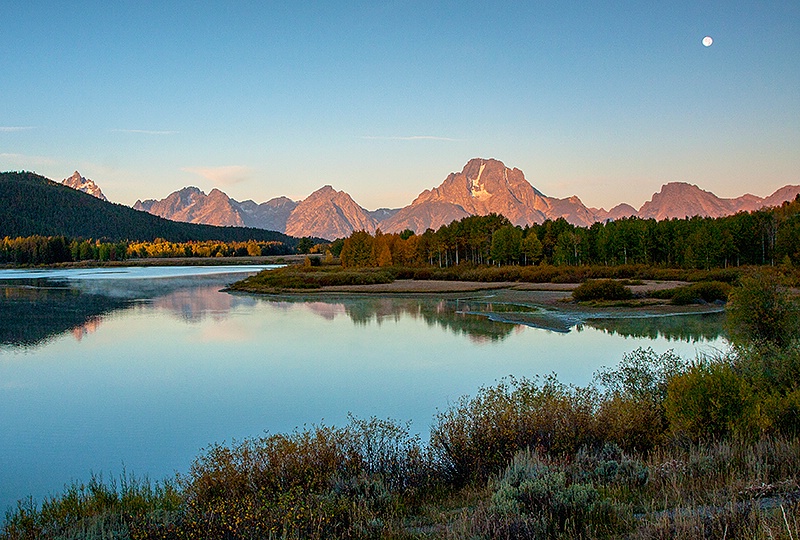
[0,265,728,513]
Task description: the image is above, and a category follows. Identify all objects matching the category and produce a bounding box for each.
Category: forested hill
[0,171,301,244]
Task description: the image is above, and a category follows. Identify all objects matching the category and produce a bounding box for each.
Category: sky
[1,1,798,211]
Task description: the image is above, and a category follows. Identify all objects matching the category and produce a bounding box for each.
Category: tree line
[0,236,295,264]
[334,195,800,269]
[0,236,129,264]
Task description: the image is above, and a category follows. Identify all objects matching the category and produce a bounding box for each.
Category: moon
[702,36,713,47]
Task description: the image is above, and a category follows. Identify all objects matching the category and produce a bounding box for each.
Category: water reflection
[584,312,726,341]
[0,267,730,514]
[0,267,728,350]
[0,266,270,349]
[151,285,257,323]
[255,296,522,343]
[0,281,129,348]
[253,295,726,343]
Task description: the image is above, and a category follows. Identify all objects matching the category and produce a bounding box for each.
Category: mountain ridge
[0,171,302,246]
[61,159,800,240]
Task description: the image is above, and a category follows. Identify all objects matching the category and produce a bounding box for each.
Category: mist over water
[0,266,728,514]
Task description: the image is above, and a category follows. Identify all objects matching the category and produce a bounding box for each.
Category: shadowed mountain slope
[0,171,299,244]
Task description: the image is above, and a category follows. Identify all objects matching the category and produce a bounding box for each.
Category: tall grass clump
[1,473,182,540]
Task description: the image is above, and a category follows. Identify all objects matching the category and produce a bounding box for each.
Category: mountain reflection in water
[0,269,727,350]
[1,281,129,348]
[0,268,267,349]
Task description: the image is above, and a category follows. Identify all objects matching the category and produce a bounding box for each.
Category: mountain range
[80,159,800,240]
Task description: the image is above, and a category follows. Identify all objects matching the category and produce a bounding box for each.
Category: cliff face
[133,188,299,231]
[133,187,244,227]
[236,196,298,231]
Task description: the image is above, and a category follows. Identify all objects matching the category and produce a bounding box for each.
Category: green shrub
[231,266,396,291]
[670,281,731,305]
[686,268,740,283]
[735,345,800,395]
[757,388,800,436]
[726,270,800,349]
[476,449,621,538]
[665,360,756,441]
[572,279,634,302]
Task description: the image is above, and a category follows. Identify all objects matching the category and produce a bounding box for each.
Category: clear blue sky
[1,1,798,211]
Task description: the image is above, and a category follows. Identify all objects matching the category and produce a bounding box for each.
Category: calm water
[0,266,728,513]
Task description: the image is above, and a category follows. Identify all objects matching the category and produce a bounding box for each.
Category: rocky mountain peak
[639,182,737,220]
[285,185,378,240]
[381,157,591,233]
[61,171,108,201]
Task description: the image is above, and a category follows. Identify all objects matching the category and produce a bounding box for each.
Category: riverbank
[231,276,727,321]
[0,254,304,269]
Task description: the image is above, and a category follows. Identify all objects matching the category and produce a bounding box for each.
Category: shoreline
[0,255,304,269]
[230,278,727,320]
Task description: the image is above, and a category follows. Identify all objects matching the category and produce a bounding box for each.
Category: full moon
[702,36,713,47]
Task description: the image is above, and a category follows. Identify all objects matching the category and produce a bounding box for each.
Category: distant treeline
[333,195,800,269]
[0,236,295,265]
[126,239,292,258]
[0,236,128,264]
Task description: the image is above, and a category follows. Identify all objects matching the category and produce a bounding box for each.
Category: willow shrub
[429,376,599,487]
[726,270,800,349]
[571,279,634,302]
[594,348,684,453]
[665,359,757,442]
[670,281,731,305]
[180,417,427,539]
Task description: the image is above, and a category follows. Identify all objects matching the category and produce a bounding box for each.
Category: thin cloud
[112,129,179,135]
[182,165,252,186]
[361,135,460,141]
[0,152,56,166]
[0,126,36,132]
